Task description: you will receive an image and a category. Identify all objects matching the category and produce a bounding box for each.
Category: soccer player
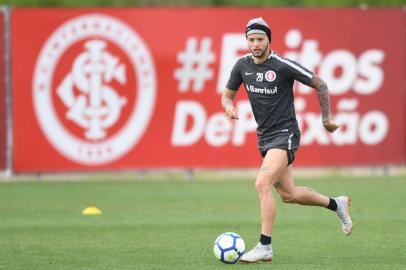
[221,17,353,263]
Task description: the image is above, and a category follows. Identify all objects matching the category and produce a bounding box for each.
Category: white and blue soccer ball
[213,232,245,264]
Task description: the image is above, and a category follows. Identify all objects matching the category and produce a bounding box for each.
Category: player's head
[245,17,271,58]
[245,17,271,43]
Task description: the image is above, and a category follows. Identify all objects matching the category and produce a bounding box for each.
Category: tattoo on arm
[311,76,331,122]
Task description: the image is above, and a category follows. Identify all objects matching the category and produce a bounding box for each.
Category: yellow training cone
[82,206,102,216]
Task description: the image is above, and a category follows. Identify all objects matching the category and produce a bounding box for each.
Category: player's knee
[255,173,272,193]
[255,178,267,193]
[280,193,294,203]
[279,190,296,203]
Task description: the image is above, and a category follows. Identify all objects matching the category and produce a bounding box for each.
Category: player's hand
[224,106,239,121]
[323,118,341,133]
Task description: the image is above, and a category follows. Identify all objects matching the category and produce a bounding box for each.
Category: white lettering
[320,50,357,95]
[330,99,360,145]
[217,34,246,93]
[171,101,206,146]
[172,100,257,147]
[232,101,257,145]
[205,113,232,147]
[297,99,389,146]
[301,113,330,145]
[359,111,389,145]
[246,84,277,95]
[354,50,385,95]
[297,40,322,94]
[283,29,385,96]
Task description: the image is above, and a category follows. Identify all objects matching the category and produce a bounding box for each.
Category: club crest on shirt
[265,70,276,82]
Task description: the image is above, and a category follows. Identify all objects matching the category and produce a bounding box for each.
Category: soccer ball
[213,232,245,264]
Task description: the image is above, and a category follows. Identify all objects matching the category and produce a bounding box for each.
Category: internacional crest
[33,13,156,165]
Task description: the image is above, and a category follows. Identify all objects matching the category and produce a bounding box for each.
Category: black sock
[326,198,337,211]
[260,234,271,245]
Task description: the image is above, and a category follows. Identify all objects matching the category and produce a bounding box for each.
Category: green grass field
[1,175,405,270]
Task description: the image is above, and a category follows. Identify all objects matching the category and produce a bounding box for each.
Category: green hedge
[1,0,405,7]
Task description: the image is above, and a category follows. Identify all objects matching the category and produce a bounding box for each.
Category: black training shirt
[226,51,313,141]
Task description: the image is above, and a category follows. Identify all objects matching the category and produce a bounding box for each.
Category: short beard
[251,41,269,59]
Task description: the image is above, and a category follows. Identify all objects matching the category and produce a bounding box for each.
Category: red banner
[11,8,405,172]
[0,9,7,171]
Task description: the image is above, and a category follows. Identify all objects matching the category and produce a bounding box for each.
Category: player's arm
[221,88,239,121]
[310,75,341,133]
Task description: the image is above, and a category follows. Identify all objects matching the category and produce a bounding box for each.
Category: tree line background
[0,0,404,7]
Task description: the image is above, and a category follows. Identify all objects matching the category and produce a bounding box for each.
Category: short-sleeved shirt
[226,51,313,144]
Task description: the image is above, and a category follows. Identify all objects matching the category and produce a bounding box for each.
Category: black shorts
[258,130,300,165]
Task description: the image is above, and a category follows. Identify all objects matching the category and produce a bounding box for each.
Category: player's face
[247,34,269,58]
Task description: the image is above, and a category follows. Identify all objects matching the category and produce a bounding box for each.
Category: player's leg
[275,165,353,235]
[275,165,329,206]
[240,148,287,263]
[256,148,288,236]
